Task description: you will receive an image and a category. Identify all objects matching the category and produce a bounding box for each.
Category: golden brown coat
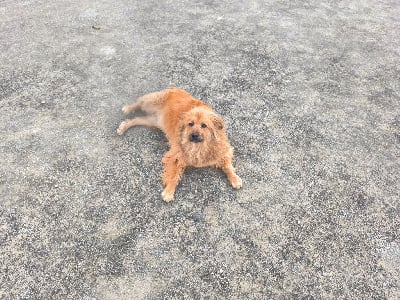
[117,87,242,202]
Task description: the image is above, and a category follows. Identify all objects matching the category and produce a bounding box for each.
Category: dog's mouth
[189,132,203,143]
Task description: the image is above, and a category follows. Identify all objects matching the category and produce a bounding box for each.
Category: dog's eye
[189,122,194,127]
[201,123,207,128]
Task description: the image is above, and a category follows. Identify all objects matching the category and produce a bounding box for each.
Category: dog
[117,87,242,202]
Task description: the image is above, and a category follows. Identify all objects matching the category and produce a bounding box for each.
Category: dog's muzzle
[189,132,202,143]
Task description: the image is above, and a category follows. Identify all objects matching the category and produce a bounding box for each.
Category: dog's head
[179,107,225,146]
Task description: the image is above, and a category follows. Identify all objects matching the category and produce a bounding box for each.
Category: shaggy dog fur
[117,87,242,202]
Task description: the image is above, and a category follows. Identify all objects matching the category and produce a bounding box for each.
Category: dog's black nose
[190,132,201,142]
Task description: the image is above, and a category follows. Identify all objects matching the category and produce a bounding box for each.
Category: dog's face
[179,108,224,146]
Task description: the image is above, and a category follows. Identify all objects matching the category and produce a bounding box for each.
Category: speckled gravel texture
[1,0,400,299]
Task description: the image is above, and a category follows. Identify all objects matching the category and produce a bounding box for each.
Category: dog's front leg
[219,157,242,190]
[161,152,185,202]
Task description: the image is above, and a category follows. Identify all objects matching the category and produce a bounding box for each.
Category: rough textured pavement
[1,0,400,299]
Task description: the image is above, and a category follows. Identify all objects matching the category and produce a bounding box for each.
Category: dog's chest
[183,146,218,168]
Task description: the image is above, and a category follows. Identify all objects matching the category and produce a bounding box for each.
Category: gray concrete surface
[1,0,399,299]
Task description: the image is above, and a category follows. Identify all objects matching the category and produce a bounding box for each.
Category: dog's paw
[161,189,174,202]
[231,174,242,189]
[117,122,127,135]
[122,105,131,114]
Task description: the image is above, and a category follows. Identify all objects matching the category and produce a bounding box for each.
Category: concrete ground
[1,0,399,299]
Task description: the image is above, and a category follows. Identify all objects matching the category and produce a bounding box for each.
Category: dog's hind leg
[117,116,158,135]
[121,91,166,115]
[118,90,167,135]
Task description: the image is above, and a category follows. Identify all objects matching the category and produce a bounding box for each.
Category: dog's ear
[178,117,185,131]
[178,112,189,131]
[212,114,224,130]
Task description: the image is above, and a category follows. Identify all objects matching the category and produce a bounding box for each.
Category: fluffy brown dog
[117,87,242,202]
